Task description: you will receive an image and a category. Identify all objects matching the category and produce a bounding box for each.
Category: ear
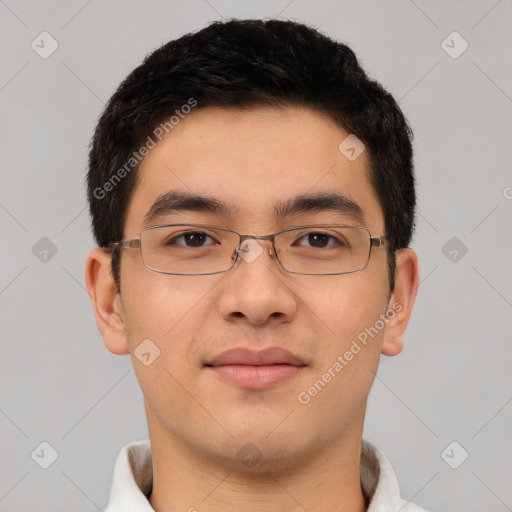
[84,248,130,355]
[381,248,419,356]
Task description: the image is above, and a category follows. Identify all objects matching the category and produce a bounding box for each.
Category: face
[88,106,416,472]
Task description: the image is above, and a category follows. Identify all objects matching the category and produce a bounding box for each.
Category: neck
[147,411,368,512]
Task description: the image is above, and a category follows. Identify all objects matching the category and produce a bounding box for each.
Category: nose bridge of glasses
[233,234,276,262]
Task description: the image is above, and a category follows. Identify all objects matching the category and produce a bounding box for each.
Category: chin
[211,438,307,476]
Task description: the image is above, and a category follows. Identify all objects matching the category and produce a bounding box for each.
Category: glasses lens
[140,225,238,275]
[275,226,371,274]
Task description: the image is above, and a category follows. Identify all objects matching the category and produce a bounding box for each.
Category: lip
[205,347,307,389]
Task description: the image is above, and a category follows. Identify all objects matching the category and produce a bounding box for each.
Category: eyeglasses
[110,224,387,276]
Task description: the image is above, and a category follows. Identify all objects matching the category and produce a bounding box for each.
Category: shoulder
[398,499,433,511]
[363,439,435,512]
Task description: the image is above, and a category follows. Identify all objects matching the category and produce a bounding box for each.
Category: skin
[85,106,418,512]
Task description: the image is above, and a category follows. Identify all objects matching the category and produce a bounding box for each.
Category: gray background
[1,0,511,511]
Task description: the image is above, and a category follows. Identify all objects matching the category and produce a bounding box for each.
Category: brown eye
[294,232,340,248]
[166,231,217,247]
[307,233,330,247]
[183,232,208,247]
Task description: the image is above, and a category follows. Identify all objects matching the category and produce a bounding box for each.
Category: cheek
[120,270,226,399]
[120,262,220,339]
[293,275,389,411]
[296,287,386,425]
[293,274,388,343]
[120,273,216,422]
[306,274,389,401]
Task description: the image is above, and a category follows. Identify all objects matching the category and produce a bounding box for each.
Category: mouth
[204,347,307,390]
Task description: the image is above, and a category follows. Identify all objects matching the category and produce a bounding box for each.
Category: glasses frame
[109,223,388,276]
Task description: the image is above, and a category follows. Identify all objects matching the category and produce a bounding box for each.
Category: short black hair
[87,18,415,292]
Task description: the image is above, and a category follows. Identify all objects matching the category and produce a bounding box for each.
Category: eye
[295,232,338,248]
[167,231,218,248]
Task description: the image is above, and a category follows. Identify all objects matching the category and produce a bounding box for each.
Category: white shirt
[104,439,431,511]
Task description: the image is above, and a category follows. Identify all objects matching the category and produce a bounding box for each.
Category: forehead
[124,106,384,234]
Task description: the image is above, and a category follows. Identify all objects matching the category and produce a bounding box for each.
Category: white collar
[104,439,429,512]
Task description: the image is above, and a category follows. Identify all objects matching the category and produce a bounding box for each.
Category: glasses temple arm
[370,236,388,248]
[110,239,141,250]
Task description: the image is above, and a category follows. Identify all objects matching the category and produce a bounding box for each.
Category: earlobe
[84,248,130,355]
[381,248,419,357]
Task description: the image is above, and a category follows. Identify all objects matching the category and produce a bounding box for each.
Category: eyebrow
[273,192,365,224]
[143,191,233,226]
[143,191,365,227]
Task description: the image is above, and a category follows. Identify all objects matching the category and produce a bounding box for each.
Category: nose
[218,239,298,326]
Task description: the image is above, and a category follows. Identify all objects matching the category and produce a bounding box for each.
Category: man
[85,18,427,511]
